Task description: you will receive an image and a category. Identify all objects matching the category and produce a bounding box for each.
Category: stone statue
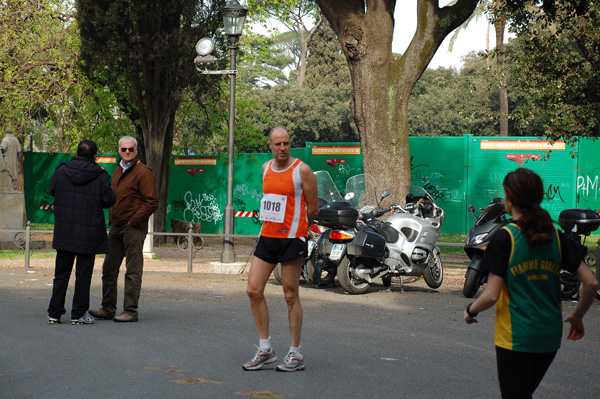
[0,127,24,247]
[1,127,22,186]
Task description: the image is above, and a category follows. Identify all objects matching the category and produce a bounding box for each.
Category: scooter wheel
[273,263,282,284]
[305,251,335,287]
[463,268,484,298]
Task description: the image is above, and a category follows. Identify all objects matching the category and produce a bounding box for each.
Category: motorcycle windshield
[345,174,378,208]
[314,170,343,205]
[477,199,508,226]
[408,184,436,205]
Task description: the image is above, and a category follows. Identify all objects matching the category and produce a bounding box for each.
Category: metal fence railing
[1,223,259,273]
[2,224,463,274]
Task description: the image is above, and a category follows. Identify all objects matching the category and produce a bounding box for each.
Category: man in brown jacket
[90,136,158,322]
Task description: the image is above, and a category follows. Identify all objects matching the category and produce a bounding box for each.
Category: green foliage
[241,32,297,87]
[247,0,320,31]
[409,53,503,137]
[0,0,133,152]
[505,1,600,142]
[238,21,357,146]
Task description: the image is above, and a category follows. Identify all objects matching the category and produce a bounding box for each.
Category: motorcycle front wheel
[423,250,443,289]
[337,257,371,294]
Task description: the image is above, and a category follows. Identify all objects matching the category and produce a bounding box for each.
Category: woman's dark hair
[503,168,554,245]
[76,140,98,160]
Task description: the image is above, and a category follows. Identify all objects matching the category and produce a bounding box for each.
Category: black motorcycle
[463,200,600,300]
[462,198,510,298]
[557,208,600,300]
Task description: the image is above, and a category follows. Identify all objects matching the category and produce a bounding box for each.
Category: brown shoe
[88,308,114,320]
[113,312,138,323]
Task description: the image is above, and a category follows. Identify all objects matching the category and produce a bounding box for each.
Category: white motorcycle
[318,178,445,294]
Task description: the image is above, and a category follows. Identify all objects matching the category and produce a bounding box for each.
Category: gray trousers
[100,224,147,317]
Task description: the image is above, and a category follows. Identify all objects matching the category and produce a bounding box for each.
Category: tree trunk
[316,0,479,204]
[298,37,308,88]
[495,18,508,136]
[134,61,179,240]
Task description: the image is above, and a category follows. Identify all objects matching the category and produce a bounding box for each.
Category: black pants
[496,346,557,399]
[47,250,96,319]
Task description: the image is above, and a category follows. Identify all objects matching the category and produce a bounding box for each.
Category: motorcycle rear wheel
[561,279,580,300]
[423,250,443,289]
[586,250,600,300]
[337,257,371,294]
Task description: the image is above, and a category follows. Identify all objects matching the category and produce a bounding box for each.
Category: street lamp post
[194,1,247,264]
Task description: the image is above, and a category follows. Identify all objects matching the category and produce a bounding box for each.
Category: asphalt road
[1,267,599,399]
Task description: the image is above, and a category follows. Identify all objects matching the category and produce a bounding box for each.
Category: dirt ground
[1,236,471,294]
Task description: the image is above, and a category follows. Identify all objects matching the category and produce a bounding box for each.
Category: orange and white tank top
[259,158,308,238]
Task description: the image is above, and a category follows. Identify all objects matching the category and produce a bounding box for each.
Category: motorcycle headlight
[471,233,488,245]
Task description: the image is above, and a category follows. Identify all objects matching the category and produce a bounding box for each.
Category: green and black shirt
[481,223,585,353]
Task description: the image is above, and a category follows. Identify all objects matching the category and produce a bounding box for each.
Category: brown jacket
[109,157,158,228]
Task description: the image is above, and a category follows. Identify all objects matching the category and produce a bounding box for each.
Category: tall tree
[490,0,509,136]
[0,0,78,148]
[449,1,509,136]
[247,0,322,87]
[77,0,228,234]
[239,22,358,146]
[315,0,479,201]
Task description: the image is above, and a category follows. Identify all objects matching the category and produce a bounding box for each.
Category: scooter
[318,182,445,295]
[462,198,510,298]
[462,201,599,300]
[304,171,354,287]
[308,173,383,288]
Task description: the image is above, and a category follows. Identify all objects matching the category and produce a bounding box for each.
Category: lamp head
[195,37,215,56]
[222,0,248,39]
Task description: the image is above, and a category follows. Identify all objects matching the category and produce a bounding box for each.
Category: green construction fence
[23,135,600,235]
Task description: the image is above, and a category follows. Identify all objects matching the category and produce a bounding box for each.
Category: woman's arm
[464,273,504,324]
[564,261,599,340]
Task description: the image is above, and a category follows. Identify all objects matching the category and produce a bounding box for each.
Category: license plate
[330,244,345,261]
[307,240,315,256]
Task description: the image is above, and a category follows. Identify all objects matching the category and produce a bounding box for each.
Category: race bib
[259,194,287,223]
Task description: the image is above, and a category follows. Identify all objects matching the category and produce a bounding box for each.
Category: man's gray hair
[119,136,138,148]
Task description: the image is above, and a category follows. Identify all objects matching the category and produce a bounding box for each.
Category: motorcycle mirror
[345,192,355,201]
[381,189,391,199]
[468,205,475,212]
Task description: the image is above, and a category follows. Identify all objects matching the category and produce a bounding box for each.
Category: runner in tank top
[243,126,319,372]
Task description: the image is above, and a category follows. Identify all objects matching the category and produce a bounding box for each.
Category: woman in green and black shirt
[464,167,598,399]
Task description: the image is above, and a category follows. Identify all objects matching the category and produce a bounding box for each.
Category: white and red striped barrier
[234,211,258,218]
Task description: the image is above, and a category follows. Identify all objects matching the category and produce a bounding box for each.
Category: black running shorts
[254,236,308,264]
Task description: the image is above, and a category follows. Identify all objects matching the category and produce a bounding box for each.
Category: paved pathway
[1,266,598,399]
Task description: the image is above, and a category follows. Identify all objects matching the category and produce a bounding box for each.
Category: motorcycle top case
[558,208,600,235]
[347,230,386,258]
[316,201,359,229]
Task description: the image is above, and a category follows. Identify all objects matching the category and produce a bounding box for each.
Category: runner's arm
[300,164,319,225]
